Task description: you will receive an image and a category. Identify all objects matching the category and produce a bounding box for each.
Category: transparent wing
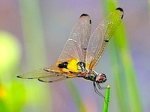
[18,14,92,81]
[17,68,53,79]
[17,68,64,79]
[86,8,124,69]
[17,68,69,83]
[57,14,92,63]
[38,75,68,83]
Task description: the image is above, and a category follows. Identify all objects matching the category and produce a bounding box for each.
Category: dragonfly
[17,7,124,97]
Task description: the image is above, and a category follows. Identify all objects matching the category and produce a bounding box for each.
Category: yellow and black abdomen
[58,59,80,73]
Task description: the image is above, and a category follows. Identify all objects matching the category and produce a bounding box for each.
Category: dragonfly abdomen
[58,59,87,73]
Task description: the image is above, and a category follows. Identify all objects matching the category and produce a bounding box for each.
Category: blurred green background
[0,0,149,112]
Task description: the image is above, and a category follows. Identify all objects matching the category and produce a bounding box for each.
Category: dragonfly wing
[57,14,92,63]
[86,8,124,69]
[17,68,63,79]
[18,14,92,81]
[38,75,68,83]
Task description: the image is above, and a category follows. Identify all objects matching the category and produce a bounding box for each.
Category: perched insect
[17,7,124,97]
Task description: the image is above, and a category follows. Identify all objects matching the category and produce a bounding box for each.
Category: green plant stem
[102,85,110,112]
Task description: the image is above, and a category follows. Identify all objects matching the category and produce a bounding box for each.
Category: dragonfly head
[95,73,107,83]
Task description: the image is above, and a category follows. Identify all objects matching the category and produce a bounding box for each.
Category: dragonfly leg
[96,82,107,90]
[93,82,105,98]
[94,82,109,104]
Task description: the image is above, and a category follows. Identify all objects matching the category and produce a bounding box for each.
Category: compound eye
[96,73,107,83]
[101,73,106,78]
[100,73,107,83]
